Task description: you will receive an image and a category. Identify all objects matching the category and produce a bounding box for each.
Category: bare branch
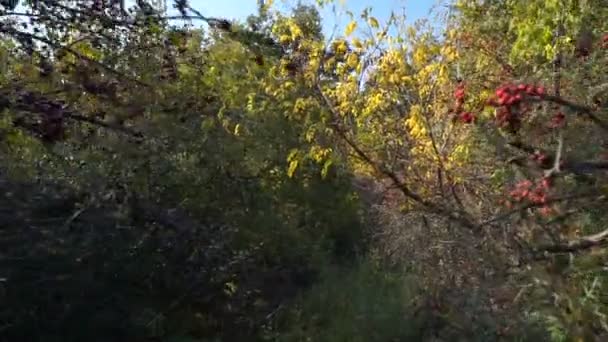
[479,192,604,228]
[535,228,608,254]
[67,113,144,139]
[525,95,608,132]
[544,129,564,177]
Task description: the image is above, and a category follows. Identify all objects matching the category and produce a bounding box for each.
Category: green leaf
[321,159,333,179]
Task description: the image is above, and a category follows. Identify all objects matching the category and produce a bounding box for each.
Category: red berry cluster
[603,34,608,49]
[507,178,553,215]
[487,83,546,132]
[452,81,475,124]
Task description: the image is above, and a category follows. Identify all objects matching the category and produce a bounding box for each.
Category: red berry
[454,88,465,99]
[536,86,546,96]
[525,85,535,94]
[518,180,533,189]
[460,112,475,123]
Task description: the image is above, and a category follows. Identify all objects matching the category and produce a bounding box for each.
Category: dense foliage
[1,0,607,341]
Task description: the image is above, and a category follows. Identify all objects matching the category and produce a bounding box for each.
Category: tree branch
[526,95,608,132]
[479,192,603,228]
[0,26,150,87]
[535,228,608,254]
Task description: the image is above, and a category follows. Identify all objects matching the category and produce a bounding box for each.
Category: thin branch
[3,87,145,140]
[0,12,38,18]
[544,129,564,177]
[507,139,608,175]
[549,16,564,178]
[67,113,144,139]
[0,27,150,87]
[535,228,608,254]
[479,192,604,228]
[526,95,608,132]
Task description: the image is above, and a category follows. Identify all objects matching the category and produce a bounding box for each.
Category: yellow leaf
[352,38,363,49]
[233,123,241,136]
[368,17,379,29]
[287,148,299,162]
[346,53,359,69]
[345,21,357,36]
[287,159,299,178]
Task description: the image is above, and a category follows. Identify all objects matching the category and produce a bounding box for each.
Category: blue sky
[186,0,444,36]
[188,0,435,21]
[15,0,444,37]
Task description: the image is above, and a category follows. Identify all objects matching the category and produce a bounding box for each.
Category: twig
[0,27,150,87]
[544,129,563,177]
[61,206,87,230]
[479,192,603,227]
[526,96,608,132]
[535,227,608,254]
[67,113,144,139]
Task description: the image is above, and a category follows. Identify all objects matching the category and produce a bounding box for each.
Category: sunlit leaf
[345,21,357,36]
[368,17,380,29]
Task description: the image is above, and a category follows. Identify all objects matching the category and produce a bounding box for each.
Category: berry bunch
[602,34,608,49]
[507,177,553,215]
[452,81,475,124]
[487,83,546,132]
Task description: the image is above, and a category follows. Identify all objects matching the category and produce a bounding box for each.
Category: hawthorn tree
[246,0,608,338]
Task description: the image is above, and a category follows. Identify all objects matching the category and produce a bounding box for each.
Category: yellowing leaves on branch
[251,1,478,198]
